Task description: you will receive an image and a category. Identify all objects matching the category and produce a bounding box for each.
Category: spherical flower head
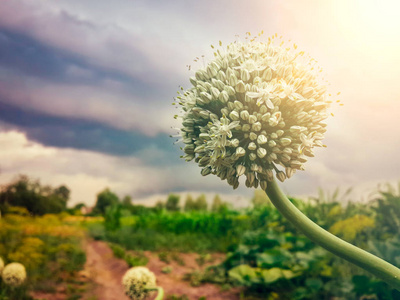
[0,257,4,274]
[175,36,330,189]
[122,266,156,300]
[1,262,26,287]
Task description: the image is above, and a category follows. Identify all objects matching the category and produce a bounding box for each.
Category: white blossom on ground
[122,266,157,300]
[1,262,26,287]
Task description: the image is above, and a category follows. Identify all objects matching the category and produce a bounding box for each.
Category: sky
[0,0,400,207]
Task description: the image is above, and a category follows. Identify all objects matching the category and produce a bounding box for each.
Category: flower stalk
[265,178,400,290]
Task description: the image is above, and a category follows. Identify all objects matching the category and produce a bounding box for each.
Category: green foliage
[94,188,119,215]
[108,242,148,267]
[171,252,185,266]
[158,252,171,263]
[251,190,270,208]
[124,252,148,267]
[329,214,375,242]
[104,203,122,231]
[211,194,229,213]
[184,194,195,211]
[367,236,400,267]
[372,182,400,237]
[165,194,180,211]
[87,182,400,300]
[109,243,126,259]
[194,194,208,211]
[352,275,400,300]
[184,194,208,211]
[0,211,86,299]
[0,175,70,215]
[162,266,173,274]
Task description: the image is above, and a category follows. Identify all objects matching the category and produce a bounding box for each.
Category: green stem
[154,287,164,300]
[265,178,400,290]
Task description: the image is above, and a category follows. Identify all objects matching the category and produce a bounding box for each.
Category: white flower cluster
[1,262,26,287]
[122,266,156,300]
[175,37,330,189]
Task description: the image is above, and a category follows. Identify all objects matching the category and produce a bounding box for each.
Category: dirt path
[82,240,130,300]
[145,252,241,300]
[83,240,241,300]
[32,240,241,300]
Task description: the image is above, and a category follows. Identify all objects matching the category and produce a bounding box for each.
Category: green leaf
[228,264,257,284]
[305,278,323,291]
[261,267,283,283]
[256,249,292,268]
[261,267,295,284]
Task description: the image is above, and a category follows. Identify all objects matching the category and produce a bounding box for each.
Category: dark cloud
[0,28,167,100]
[0,100,179,162]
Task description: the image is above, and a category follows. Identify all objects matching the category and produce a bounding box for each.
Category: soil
[81,240,131,300]
[32,239,242,300]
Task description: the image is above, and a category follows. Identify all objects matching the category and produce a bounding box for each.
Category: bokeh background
[0,0,399,206]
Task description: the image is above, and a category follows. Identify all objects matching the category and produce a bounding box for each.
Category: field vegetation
[1,175,400,299]
[88,186,400,300]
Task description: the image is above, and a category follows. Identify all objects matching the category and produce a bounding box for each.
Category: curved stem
[265,178,400,290]
[154,287,164,300]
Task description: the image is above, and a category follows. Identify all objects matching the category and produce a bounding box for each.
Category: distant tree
[154,200,164,211]
[94,188,119,215]
[165,194,180,211]
[194,194,208,211]
[0,175,68,215]
[74,203,86,210]
[122,195,132,206]
[54,185,70,207]
[184,194,195,211]
[211,194,223,212]
[252,189,270,208]
[211,194,229,213]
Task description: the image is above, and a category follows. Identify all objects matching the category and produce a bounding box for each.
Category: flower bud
[236,165,246,176]
[190,77,197,86]
[224,85,236,96]
[257,134,268,145]
[210,87,220,99]
[201,166,212,176]
[230,138,239,147]
[236,80,246,93]
[248,142,257,151]
[257,147,267,158]
[276,171,286,182]
[229,111,240,121]
[260,180,268,190]
[236,147,246,157]
[242,124,251,131]
[234,100,244,110]
[248,115,257,124]
[280,137,292,146]
[286,167,295,178]
[241,69,251,82]
[240,110,250,121]
[252,122,262,132]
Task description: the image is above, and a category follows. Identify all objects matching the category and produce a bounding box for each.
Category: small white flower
[122,267,156,300]
[246,85,277,108]
[2,263,26,287]
[299,132,317,153]
[278,79,303,101]
[233,58,267,73]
